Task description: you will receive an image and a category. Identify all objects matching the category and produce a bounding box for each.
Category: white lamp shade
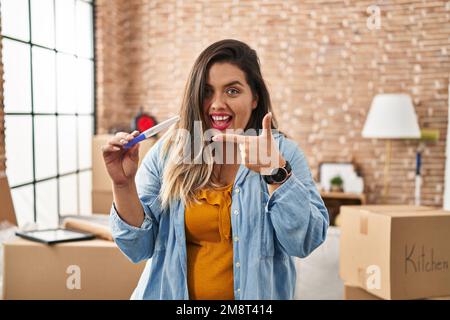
[362,94,421,139]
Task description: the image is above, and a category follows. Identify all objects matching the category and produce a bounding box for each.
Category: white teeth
[212,115,231,121]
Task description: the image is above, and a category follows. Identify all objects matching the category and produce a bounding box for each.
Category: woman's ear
[252,95,258,110]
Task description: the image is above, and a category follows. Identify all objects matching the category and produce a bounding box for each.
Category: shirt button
[237,288,241,293]
[233,209,239,215]
[235,187,240,193]
[236,262,240,268]
[234,236,239,242]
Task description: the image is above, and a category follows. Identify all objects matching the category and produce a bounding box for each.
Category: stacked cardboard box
[339,205,450,300]
[91,135,156,214]
[2,237,146,299]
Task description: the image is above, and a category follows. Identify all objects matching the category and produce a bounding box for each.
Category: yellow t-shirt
[185,183,234,300]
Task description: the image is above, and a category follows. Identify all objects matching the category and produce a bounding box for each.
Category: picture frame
[318,162,361,193]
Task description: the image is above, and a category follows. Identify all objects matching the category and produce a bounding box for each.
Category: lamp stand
[382,140,392,203]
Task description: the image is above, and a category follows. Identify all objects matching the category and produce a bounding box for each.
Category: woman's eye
[226,88,239,95]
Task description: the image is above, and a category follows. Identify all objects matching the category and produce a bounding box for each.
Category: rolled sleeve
[110,202,153,235]
[110,202,157,264]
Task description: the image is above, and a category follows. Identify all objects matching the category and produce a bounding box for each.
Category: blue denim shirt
[110,132,329,300]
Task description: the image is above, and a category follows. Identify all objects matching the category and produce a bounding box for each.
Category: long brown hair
[160,39,279,208]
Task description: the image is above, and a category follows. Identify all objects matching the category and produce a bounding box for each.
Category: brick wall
[0,15,5,175]
[95,0,450,205]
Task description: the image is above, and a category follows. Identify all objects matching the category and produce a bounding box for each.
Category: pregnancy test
[124,115,180,149]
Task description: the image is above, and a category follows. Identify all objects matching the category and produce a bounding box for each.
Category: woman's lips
[210,115,233,130]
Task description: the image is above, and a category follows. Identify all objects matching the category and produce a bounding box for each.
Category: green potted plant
[330,175,344,192]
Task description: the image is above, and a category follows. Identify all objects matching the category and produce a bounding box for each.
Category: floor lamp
[362,94,421,203]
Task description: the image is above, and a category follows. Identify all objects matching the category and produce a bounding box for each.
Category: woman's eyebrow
[223,80,244,87]
[206,80,244,88]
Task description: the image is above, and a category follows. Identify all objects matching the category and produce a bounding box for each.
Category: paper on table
[62,217,113,241]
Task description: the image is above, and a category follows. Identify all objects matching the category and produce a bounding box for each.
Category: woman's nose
[210,94,227,109]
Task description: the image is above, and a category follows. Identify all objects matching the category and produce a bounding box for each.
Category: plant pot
[330,185,343,192]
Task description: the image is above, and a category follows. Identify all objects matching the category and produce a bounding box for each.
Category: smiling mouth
[210,115,233,130]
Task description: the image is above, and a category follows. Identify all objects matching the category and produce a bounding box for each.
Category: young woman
[102,39,329,300]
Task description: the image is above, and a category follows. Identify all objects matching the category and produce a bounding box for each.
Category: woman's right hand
[101,131,141,187]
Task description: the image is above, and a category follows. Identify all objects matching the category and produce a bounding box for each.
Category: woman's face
[203,62,257,132]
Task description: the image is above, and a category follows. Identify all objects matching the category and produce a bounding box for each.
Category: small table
[320,191,366,226]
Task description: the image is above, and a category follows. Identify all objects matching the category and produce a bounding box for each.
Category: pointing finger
[261,112,273,137]
[212,133,247,144]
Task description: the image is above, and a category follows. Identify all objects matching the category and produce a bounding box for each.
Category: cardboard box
[344,284,450,300]
[92,190,114,214]
[344,284,384,300]
[3,237,145,299]
[340,205,450,300]
[0,175,17,226]
[92,135,156,213]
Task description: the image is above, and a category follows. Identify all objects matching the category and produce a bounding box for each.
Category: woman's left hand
[212,112,286,175]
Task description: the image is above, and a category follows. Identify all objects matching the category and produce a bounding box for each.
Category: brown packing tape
[356,211,372,291]
[357,267,365,288]
[360,214,369,235]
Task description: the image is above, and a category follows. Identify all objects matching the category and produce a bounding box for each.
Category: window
[1,0,95,228]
